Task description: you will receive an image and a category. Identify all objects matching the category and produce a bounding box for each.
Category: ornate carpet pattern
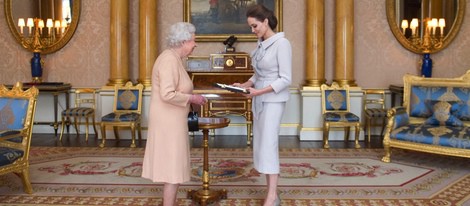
[0,147,469,206]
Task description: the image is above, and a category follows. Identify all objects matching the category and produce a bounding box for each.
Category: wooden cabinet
[188,69,254,145]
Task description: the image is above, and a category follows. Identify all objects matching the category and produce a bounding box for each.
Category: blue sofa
[382,71,470,162]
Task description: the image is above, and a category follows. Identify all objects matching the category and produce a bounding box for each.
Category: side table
[188,117,231,206]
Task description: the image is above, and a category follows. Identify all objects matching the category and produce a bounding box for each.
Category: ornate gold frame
[183,0,283,42]
[4,0,81,54]
[385,0,465,54]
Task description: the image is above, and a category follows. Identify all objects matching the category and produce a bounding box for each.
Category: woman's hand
[189,94,207,105]
[232,81,253,88]
[232,82,243,87]
[245,87,259,97]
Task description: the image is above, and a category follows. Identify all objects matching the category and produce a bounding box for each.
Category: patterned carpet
[0,147,469,206]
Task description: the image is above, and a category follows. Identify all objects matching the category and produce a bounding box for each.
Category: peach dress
[142,49,193,184]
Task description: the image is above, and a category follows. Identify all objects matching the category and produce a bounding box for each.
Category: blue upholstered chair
[100,82,144,148]
[0,82,39,194]
[320,82,361,149]
[59,88,98,141]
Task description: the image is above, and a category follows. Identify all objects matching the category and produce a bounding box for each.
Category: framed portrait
[183,0,283,42]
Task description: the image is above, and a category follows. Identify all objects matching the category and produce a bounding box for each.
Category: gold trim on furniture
[4,0,81,54]
[0,82,39,194]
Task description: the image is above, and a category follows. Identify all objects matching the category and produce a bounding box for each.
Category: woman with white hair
[142,22,207,206]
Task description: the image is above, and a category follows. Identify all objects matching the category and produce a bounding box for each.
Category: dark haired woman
[232,4,292,206]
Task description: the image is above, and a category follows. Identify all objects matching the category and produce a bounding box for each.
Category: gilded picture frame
[183,0,283,42]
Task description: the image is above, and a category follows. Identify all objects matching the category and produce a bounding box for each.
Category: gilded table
[188,117,231,206]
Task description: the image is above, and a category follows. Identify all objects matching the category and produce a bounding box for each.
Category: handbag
[188,104,199,131]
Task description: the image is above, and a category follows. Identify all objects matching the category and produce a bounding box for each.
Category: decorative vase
[31,52,43,82]
[421,53,432,77]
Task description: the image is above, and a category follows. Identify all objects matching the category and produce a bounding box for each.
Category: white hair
[166,22,196,48]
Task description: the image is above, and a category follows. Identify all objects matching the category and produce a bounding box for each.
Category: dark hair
[246,4,278,30]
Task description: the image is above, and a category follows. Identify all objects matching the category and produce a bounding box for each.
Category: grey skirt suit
[249,32,292,174]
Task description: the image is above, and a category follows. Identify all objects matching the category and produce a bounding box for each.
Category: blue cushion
[324,90,347,111]
[323,112,359,122]
[409,86,448,118]
[424,100,463,127]
[0,147,24,167]
[116,90,140,111]
[393,107,409,129]
[391,124,470,149]
[101,112,140,122]
[0,97,30,130]
[451,88,470,121]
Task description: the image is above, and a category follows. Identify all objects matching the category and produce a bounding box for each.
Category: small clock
[225,57,235,68]
[210,52,251,70]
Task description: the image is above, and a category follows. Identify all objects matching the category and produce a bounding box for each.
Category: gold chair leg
[91,115,98,139]
[130,125,136,148]
[113,127,120,140]
[99,123,106,148]
[344,126,351,141]
[18,168,33,194]
[323,123,330,149]
[354,124,361,149]
[382,140,391,162]
[59,116,66,141]
[366,117,371,143]
[73,117,80,135]
[85,117,90,141]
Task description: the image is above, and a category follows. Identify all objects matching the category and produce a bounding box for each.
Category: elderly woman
[142,22,206,206]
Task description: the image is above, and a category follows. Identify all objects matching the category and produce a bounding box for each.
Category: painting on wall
[183,0,282,42]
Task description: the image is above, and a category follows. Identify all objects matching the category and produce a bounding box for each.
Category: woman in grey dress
[233,4,292,206]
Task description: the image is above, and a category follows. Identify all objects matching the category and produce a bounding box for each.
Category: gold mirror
[386,0,465,54]
[4,0,81,54]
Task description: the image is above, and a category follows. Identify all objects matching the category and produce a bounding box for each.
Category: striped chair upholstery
[60,88,98,141]
[363,89,388,143]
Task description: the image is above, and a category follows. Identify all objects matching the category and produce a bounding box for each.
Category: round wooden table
[188,117,230,206]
